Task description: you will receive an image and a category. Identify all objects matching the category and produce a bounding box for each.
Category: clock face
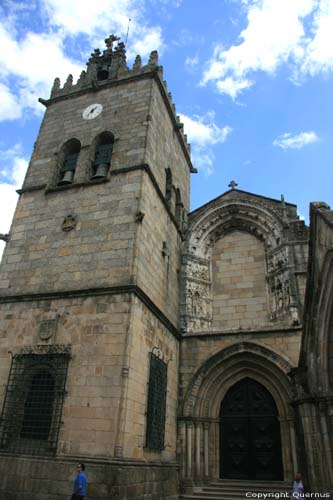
[82,103,103,120]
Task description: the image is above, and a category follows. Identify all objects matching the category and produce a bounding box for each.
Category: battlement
[40,34,192,160]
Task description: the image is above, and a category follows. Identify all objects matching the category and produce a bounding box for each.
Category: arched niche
[182,199,300,332]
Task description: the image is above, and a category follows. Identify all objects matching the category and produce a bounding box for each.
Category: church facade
[0,38,331,499]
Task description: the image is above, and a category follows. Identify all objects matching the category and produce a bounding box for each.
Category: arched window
[21,371,55,440]
[91,132,114,179]
[58,138,81,185]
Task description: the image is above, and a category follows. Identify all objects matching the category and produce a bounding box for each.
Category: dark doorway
[220,378,283,480]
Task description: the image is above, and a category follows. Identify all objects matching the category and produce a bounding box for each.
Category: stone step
[180,480,291,500]
[201,483,290,493]
[209,480,290,488]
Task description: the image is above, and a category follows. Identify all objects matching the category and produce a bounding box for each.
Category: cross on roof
[228,180,238,189]
[105,34,120,49]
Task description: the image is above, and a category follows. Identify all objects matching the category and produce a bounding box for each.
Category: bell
[91,163,109,179]
[58,170,74,185]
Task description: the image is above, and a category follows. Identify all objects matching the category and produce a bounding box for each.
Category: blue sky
[1,0,333,256]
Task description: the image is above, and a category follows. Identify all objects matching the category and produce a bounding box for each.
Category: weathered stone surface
[0,36,331,500]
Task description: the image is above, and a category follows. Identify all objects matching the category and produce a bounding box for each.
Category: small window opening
[175,188,185,229]
[165,168,172,208]
[97,67,109,81]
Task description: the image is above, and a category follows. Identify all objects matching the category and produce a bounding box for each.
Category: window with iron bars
[145,352,167,451]
[0,348,70,455]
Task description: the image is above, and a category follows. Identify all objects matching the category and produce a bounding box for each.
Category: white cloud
[41,0,139,36]
[273,131,319,149]
[201,0,333,98]
[0,24,83,118]
[0,83,22,120]
[0,0,178,121]
[0,145,28,259]
[300,0,333,76]
[216,76,253,99]
[180,112,232,175]
[41,0,165,59]
[185,55,199,71]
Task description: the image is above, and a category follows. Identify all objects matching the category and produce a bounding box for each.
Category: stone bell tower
[0,35,195,500]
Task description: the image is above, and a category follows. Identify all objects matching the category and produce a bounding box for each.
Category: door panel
[220,378,283,480]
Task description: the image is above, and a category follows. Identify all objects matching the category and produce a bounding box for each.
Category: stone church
[0,37,332,500]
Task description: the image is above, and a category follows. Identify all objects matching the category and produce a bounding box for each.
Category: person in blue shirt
[71,463,87,499]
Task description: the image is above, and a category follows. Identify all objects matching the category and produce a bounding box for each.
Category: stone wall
[211,231,268,330]
[0,170,140,295]
[0,455,179,500]
[22,79,152,190]
[145,81,190,213]
[0,292,179,461]
[135,172,182,326]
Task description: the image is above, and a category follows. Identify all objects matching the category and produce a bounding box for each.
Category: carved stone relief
[266,246,300,325]
[182,257,212,332]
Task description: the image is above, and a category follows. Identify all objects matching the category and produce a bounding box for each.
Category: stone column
[204,422,209,479]
[75,143,91,183]
[319,403,333,486]
[299,403,317,487]
[279,417,293,480]
[186,421,193,478]
[289,420,298,473]
[195,422,201,477]
[179,420,187,480]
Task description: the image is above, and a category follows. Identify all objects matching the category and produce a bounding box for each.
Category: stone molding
[182,341,293,418]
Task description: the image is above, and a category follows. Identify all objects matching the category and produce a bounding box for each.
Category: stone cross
[228,180,238,189]
[105,34,120,49]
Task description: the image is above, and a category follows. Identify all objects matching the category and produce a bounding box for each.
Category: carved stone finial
[280,194,288,222]
[77,70,87,87]
[105,34,120,49]
[51,77,60,96]
[148,50,158,66]
[92,48,101,58]
[63,74,73,91]
[228,180,238,189]
[133,55,142,70]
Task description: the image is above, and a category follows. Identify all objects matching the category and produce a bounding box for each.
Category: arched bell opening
[58,138,81,185]
[91,131,114,179]
[219,377,283,480]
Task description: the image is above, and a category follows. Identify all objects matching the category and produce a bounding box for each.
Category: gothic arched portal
[220,377,283,480]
